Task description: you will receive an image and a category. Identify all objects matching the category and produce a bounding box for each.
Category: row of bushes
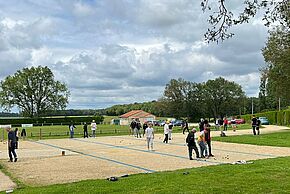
[241,110,290,126]
[0,115,104,126]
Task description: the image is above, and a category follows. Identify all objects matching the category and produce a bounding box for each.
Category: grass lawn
[213,129,290,147]
[6,156,290,194]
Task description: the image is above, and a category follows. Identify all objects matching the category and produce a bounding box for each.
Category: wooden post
[40,128,42,140]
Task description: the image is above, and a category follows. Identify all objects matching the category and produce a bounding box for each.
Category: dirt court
[0,125,290,190]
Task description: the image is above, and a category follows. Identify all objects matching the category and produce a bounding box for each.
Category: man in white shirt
[91,120,97,138]
[145,123,154,151]
[163,121,169,143]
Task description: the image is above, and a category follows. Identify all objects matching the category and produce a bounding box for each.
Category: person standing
[186,128,200,160]
[182,119,189,134]
[223,117,228,131]
[256,117,261,135]
[69,122,76,138]
[21,128,27,140]
[145,123,154,151]
[142,122,148,137]
[251,115,257,135]
[168,121,173,140]
[163,121,169,143]
[6,127,17,162]
[130,119,137,137]
[197,130,208,158]
[83,122,88,138]
[199,118,205,132]
[91,120,97,138]
[204,120,214,157]
[136,119,142,138]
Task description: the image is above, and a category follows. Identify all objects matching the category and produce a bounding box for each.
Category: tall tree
[202,77,246,118]
[201,0,289,42]
[261,26,290,107]
[0,66,70,117]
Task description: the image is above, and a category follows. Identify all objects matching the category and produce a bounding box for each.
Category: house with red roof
[119,110,156,125]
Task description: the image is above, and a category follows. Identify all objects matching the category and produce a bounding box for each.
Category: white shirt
[145,127,154,138]
[164,124,169,134]
[91,122,97,130]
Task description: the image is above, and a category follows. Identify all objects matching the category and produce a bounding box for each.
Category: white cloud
[0,0,269,110]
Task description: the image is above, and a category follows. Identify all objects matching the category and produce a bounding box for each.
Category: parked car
[172,120,184,126]
[235,118,245,124]
[259,117,269,125]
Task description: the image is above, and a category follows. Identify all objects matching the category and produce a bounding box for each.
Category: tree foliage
[0,66,70,117]
[260,26,290,108]
[201,0,290,43]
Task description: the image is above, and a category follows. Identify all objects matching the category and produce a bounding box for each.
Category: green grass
[213,129,290,147]
[7,156,290,194]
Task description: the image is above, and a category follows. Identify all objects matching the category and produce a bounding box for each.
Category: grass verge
[10,156,290,194]
[213,129,290,147]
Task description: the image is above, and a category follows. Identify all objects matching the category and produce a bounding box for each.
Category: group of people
[186,119,214,160]
[68,120,97,138]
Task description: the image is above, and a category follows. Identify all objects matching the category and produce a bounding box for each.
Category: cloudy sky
[0,0,269,110]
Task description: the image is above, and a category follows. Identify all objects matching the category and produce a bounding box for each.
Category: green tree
[0,66,70,117]
[202,77,246,118]
[261,26,290,108]
[201,0,289,42]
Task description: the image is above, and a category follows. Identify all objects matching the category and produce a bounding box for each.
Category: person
[83,122,88,138]
[130,119,137,137]
[231,117,237,132]
[91,120,97,138]
[142,122,148,137]
[251,115,257,135]
[197,130,208,158]
[199,118,205,132]
[182,119,189,134]
[21,128,26,140]
[69,122,76,138]
[223,117,228,131]
[256,117,261,135]
[14,128,19,149]
[6,127,17,162]
[204,120,214,157]
[163,121,169,143]
[145,123,154,151]
[136,119,142,138]
[186,128,200,160]
[168,121,173,140]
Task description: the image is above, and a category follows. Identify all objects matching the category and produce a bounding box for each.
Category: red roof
[119,110,155,118]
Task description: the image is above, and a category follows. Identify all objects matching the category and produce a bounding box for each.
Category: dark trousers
[188,144,199,159]
[224,124,228,131]
[256,127,260,135]
[163,134,168,143]
[84,130,88,138]
[183,127,189,134]
[8,143,17,161]
[252,126,256,135]
[206,140,213,155]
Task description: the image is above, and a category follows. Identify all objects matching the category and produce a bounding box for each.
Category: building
[119,110,156,125]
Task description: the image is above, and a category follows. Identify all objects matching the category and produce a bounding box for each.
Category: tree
[201,77,246,118]
[261,26,290,107]
[201,0,289,43]
[0,66,70,117]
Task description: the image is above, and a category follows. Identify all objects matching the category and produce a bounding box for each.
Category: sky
[0,0,269,111]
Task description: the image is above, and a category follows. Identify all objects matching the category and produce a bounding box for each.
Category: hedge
[0,115,104,126]
[241,110,290,126]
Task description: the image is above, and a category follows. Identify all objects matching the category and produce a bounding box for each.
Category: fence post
[115,129,117,133]
[31,132,33,137]
[40,128,42,140]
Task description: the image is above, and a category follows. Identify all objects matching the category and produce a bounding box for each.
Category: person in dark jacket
[83,122,88,138]
[199,118,205,132]
[182,120,189,134]
[204,120,214,157]
[142,122,148,137]
[6,127,18,162]
[186,128,200,160]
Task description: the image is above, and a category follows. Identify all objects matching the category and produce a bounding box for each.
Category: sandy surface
[0,125,289,190]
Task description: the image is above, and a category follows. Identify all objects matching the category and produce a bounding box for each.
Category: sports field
[1,125,290,191]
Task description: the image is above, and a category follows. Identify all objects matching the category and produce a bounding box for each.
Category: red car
[234,118,245,124]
